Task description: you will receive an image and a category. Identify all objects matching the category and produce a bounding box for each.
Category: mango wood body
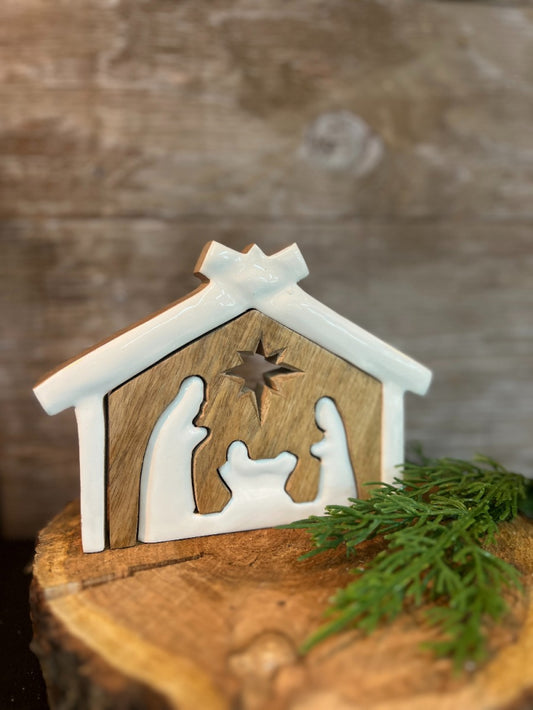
[107,310,382,549]
[31,502,533,710]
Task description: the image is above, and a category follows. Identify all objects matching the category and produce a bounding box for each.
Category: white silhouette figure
[138,376,208,542]
[138,376,357,543]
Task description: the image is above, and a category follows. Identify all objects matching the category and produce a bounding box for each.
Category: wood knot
[229,630,297,681]
[300,110,383,177]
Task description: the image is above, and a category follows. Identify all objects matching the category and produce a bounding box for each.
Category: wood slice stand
[31,501,533,710]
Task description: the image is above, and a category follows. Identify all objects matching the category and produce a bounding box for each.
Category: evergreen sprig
[284,455,529,668]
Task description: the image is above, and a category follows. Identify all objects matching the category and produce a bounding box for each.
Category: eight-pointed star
[223,340,303,422]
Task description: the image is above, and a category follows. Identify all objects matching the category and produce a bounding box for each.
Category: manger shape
[34,242,432,552]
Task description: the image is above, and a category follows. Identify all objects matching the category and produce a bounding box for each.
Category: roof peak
[196,242,309,299]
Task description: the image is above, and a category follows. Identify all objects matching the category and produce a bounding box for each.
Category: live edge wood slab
[31,502,533,710]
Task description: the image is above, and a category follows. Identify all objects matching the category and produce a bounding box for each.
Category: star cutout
[224,340,303,422]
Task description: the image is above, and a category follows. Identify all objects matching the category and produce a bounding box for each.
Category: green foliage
[284,455,528,668]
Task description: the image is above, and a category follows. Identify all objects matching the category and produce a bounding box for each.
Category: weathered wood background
[2,0,533,540]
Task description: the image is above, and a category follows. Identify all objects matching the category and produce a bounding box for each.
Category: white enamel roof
[34,241,432,415]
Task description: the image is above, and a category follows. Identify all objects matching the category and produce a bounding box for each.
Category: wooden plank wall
[2,0,532,539]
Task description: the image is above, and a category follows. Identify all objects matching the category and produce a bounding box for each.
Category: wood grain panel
[108,310,382,548]
[2,2,533,220]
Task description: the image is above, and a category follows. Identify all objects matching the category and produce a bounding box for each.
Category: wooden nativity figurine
[34,242,432,553]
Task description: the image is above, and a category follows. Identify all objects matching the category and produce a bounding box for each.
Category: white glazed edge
[74,396,106,553]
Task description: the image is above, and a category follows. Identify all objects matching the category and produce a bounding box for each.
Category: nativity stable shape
[34,242,432,553]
